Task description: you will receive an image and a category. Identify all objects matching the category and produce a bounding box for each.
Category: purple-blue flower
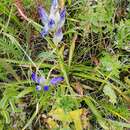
[53,28,63,44]
[43,85,49,91]
[51,0,58,9]
[57,9,66,28]
[48,19,55,29]
[41,25,49,37]
[38,0,66,43]
[36,85,42,91]
[60,9,66,19]
[37,76,46,84]
[50,76,64,85]
[31,72,64,91]
[31,72,37,81]
[38,6,48,25]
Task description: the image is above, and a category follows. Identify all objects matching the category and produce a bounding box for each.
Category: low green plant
[0,0,130,130]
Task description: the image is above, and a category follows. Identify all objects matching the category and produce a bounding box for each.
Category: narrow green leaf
[85,97,109,130]
[17,87,34,99]
[28,19,42,32]
[108,119,130,128]
[0,96,8,109]
[22,103,39,130]
[1,110,10,124]
[103,85,117,104]
[68,0,71,5]
[9,99,22,113]
[0,120,4,130]
[69,34,77,67]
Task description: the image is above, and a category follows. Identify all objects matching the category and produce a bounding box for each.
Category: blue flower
[38,0,66,43]
[50,76,64,85]
[31,72,64,91]
[31,72,46,84]
[58,9,66,28]
[36,85,42,91]
[38,6,49,25]
[60,9,66,19]
[31,72,37,81]
[37,76,46,84]
[53,28,63,44]
[48,19,55,29]
[43,85,49,91]
[41,25,49,37]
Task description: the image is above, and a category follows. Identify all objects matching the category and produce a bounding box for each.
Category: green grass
[0,0,130,130]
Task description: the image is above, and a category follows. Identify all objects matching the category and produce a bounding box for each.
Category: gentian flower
[36,85,42,91]
[31,72,64,91]
[38,0,66,44]
[50,76,64,85]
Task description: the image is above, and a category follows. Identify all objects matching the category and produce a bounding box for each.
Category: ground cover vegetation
[0,0,130,129]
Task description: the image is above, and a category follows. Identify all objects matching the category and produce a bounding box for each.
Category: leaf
[67,0,71,5]
[28,19,42,32]
[124,77,130,85]
[58,96,78,112]
[0,121,4,130]
[0,63,7,81]
[84,98,109,130]
[57,48,73,93]
[49,108,71,122]
[103,103,130,121]
[22,103,39,130]
[108,119,130,128]
[59,45,65,60]
[0,96,8,109]
[1,110,10,124]
[103,85,117,104]
[9,99,22,113]
[49,108,84,130]
[69,109,83,130]
[68,34,77,67]
[3,62,20,82]
[47,118,58,129]
[100,52,121,77]
[17,87,34,99]
[38,51,56,60]
[116,20,130,49]
[0,37,22,59]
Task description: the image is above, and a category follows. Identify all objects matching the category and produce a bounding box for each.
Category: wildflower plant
[38,0,66,44]
[31,0,66,93]
[1,0,130,130]
[31,72,64,91]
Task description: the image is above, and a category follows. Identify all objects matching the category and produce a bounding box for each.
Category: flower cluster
[31,72,64,91]
[38,0,66,44]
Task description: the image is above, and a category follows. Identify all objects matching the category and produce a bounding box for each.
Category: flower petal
[58,8,66,28]
[38,6,49,25]
[31,72,37,81]
[53,28,63,43]
[41,25,49,37]
[50,0,60,25]
[51,0,58,11]
[49,12,60,27]
[60,8,66,19]
[50,76,64,85]
[43,85,49,91]
[36,85,42,91]
[37,76,46,84]
[48,18,55,29]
